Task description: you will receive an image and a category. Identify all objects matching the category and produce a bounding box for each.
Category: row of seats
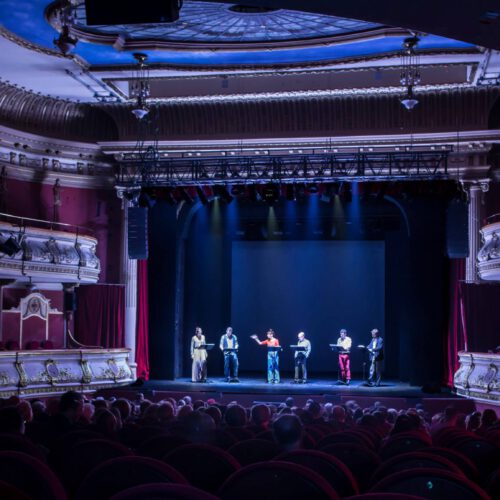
[0,340,55,350]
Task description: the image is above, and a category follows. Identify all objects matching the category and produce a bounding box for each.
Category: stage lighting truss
[116,149,451,188]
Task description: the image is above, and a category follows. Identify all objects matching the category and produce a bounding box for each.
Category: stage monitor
[84,0,181,25]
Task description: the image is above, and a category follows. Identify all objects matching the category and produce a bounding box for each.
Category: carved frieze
[478,221,500,281]
[454,351,500,402]
[0,222,100,283]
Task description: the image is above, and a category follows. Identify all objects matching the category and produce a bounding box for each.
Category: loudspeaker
[128,207,148,260]
[446,199,469,258]
[64,291,78,311]
[0,236,21,256]
[84,0,181,25]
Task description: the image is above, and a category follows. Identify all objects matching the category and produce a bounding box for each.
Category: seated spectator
[250,404,271,432]
[272,414,303,451]
[0,406,25,434]
[205,405,222,427]
[465,411,481,432]
[224,404,247,428]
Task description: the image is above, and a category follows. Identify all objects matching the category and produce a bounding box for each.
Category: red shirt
[261,338,280,347]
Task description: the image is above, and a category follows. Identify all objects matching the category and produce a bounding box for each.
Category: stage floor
[137,377,457,399]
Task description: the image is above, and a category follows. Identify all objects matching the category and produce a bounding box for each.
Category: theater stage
[100,377,474,413]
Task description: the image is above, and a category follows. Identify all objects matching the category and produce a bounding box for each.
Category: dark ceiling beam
[201,0,500,50]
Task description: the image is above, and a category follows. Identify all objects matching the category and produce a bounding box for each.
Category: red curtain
[136,260,150,380]
[444,259,467,387]
[75,285,125,348]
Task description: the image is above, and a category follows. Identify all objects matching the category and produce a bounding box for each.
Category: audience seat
[136,434,190,459]
[318,431,375,451]
[0,479,30,500]
[424,446,479,481]
[58,438,133,493]
[276,449,359,497]
[370,451,463,486]
[214,429,238,449]
[110,482,220,500]
[447,436,500,479]
[0,433,47,462]
[218,460,339,499]
[163,443,240,493]
[370,468,490,500]
[76,456,187,500]
[0,450,66,500]
[379,432,432,460]
[5,340,20,351]
[321,442,381,491]
[41,340,55,349]
[226,427,255,441]
[26,341,41,350]
[345,493,426,500]
[227,438,279,465]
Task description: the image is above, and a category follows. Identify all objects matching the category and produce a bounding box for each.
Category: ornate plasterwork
[0,221,99,283]
[0,348,134,398]
[454,351,500,403]
[478,221,500,281]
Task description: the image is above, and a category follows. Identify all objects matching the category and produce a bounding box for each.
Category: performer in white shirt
[294,331,311,383]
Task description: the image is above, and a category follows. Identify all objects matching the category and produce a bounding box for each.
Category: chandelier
[130,53,151,120]
[400,36,420,111]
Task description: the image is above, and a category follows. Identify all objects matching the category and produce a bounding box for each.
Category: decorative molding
[0,348,134,398]
[454,351,500,403]
[478,221,500,281]
[0,221,100,284]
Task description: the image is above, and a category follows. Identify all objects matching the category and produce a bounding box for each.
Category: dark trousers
[224,352,238,379]
[294,353,307,381]
[369,357,382,385]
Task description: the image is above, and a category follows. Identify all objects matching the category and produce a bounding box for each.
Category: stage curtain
[75,285,125,348]
[444,259,467,387]
[136,259,150,380]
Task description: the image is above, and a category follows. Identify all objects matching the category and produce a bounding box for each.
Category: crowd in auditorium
[0,391,497,498]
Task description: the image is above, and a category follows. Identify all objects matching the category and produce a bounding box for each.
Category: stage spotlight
[0,236,21,256]
[307,183,319,194]
[214,185,233,204]
[248,185,262,203]
[285,184,296,201]
[231,185,245,196]
[196,186,209,205]
[179,187,194,204]
[320,185,333,204]
[138,191,156,208]
[263,183,279,205]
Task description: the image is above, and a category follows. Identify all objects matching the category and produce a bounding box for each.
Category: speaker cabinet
[128,207,148,260]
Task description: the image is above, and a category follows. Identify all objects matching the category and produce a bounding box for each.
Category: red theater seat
[0,450,66,500]
[370,468,490,500]
[110,483,220,500]
[318,431,376,451]
[26,340,41,350]
[277,449,359,497]
[424,447,479,481]
[41,340,54,349]
[321,442,381,491]
[218,460,339,499]
[0,479,30,500]
[379,432,432,460]
[58,439,133,494]
[76,456,187,500]
[163,443,240,493]
[0,433,47,463]
[370,451,463,486]
[5,340,19,351]
[136,434,190,459]
[227,438,279,465]
[345,494,426,500]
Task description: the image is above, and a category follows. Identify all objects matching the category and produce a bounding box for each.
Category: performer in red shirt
[251,329,281,383]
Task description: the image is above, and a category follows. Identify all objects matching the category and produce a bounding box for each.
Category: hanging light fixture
[400,36,421,111]
[130,53,151,120]
[53,1,78,55]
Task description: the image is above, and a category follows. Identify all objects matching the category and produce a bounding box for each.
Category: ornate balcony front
[478,220,500,281]
[0,217,100,283]
[454,351,500,403]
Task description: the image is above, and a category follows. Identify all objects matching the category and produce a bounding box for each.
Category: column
[117,190,138,378]
[464,180,489,284]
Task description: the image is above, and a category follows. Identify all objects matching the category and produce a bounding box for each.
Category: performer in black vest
[219,327,239,382]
